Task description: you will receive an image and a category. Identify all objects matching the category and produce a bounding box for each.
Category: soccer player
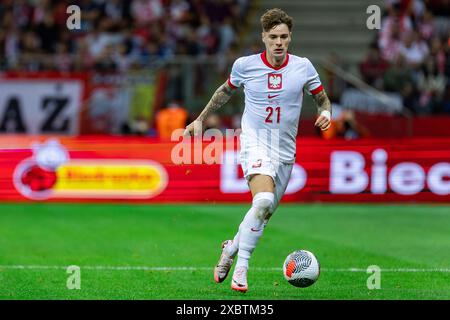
[184,8,331,292]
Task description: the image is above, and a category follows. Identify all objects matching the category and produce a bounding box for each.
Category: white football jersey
[228,51,323,164]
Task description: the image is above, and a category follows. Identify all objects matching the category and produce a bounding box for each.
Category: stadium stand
[0,0,449,137]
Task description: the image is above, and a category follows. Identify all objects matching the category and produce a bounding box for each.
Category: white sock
[225,197,277,258]
[235,192,274,269]
[225,228,241,257]
[224,204,255,257]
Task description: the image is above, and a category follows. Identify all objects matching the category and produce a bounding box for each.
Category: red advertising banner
[0,136,449,203]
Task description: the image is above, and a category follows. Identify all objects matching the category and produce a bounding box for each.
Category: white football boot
[231,266,248,293]
[213,240,235,283]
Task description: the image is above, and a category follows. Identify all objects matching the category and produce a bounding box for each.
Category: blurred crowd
[0,0,250,72]
[1,0,449,139]
[359,0,450,114]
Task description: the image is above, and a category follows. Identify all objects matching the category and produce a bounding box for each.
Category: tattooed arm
[312,90,332,131]
[184,81,236,136]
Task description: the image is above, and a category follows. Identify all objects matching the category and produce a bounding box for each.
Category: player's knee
[252,192,274,220]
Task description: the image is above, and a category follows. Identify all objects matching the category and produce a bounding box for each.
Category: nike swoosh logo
[268,94,279,99]
[251,228,262,232]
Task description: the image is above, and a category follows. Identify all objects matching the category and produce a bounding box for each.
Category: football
[283,250,320,287]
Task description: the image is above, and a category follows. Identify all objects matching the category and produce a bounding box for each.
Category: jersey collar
[260,50,289,70]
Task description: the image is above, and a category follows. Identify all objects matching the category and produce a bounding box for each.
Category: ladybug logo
[14,139,69,200]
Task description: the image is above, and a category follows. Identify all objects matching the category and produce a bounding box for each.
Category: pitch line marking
[0,265,449,273]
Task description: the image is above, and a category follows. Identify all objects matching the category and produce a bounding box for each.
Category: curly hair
[260,8,293,32]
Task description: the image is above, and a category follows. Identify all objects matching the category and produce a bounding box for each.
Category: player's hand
[183,120,203,137]
[315,110,331,131]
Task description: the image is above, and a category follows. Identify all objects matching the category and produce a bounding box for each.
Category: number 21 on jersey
[265,106,281,123]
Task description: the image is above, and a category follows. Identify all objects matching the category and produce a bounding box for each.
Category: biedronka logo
[13,139,168,200]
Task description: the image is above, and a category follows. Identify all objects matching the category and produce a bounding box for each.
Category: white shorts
[240,156,293,211]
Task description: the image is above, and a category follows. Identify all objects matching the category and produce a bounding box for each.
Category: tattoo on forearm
[197,82,235,121]
[313,90,332,115]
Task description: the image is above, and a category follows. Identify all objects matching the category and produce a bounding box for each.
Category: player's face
[262,24,291,61]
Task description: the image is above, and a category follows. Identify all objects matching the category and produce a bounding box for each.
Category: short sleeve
[228,58,244,88]
[304,58,323,95]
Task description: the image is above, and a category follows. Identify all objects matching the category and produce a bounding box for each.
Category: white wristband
[320,110,331,121]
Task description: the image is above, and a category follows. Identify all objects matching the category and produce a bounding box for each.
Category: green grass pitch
[0,203,449,300]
